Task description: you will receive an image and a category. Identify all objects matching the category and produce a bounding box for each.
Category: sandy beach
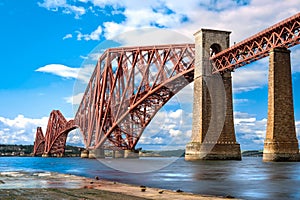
[0,171,235,199]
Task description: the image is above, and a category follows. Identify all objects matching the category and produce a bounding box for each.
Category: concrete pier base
[42,153,49,157]
[263,141,300,161]
[113,150,124,158]
[263,48,300,162]
[185,142,241,160]
[56,153,63,158]
[89,148,105,159]
[124,150,139,159]
[80,150,89,158]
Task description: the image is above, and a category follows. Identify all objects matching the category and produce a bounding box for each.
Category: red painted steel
[34,12,300,152]
[75,44,195,150]
[33,127,45,156]
[33,110,77,156]
[211,13,300,73]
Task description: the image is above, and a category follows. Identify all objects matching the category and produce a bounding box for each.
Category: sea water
[0,156,299,199]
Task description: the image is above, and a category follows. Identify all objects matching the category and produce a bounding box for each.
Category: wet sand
[0,171,236,199]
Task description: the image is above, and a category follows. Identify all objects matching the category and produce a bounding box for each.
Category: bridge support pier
[124,150,139,159]
[185,29,241,161]
[42,153,50,157]
[80,150,89,158]
[89,148,105,159]
[113,150,124,158]
[263,47,300,162]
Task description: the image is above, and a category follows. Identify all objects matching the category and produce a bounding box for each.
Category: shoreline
[0,171,237,199]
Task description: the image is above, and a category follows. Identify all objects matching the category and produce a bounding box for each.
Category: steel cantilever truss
[211,13,300,73]
[35,13,300,152]
[33,127,45,156]
[33,110,77,156]
[75,44,195,150]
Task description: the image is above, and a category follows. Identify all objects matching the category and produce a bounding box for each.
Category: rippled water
[0,156,299,199]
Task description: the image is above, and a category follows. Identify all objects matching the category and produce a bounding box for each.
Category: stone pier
[185,29,241,160]
[113,150,124,158]
[124,150,139,159]
[263,47,300,161]
[80,150,89,158]
[88,148,105,159]
[42,153,49,157]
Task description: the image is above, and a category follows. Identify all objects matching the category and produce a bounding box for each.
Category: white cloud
[138,108,192,149]
[36,64,80,79]
[233,99,249,104]
[67,129,84,146]
[296,121,300,139]
[88,52,102,61]
[63,33,72,40]
[76,26,102,41]
[38,0,66,10]
[36,63,94,84]
[234,111,267,148]
[80,55,89,59]
[0,114,84,146]
[38,0,300,47]
[38,1,300,93]
[169,109,183,119]
[0,115,48,145]
[64,92,84,105]
[291,46,300,73]
[71,0,299,92]
[232,59,268,93]
[80,52,104,61]
[38,0,86,18]
[92,0,299,46]
[169,129,182,137]
[105,27,193,46]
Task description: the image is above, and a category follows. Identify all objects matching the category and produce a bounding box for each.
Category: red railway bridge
[34,13,300,161]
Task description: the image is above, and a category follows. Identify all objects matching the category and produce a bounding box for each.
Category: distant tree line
[0,144,82,157]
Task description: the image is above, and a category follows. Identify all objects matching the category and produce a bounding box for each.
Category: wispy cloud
[0,114,84,146]
[232,59,268,93]
[36,64,80,79]
[0,115,48,145]
[35,63,95,84]
[234,111,267,149]
[38,0,300,46]
[64,92,84,105]
[138,108,192,150]
[233,99,249,104]
[45,0,299,93]
[76,25,102,41]
[291,46,300,72]
[38,0,86,19]
[63,33,72,40]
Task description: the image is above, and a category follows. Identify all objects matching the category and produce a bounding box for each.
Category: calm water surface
[0,156,299,200]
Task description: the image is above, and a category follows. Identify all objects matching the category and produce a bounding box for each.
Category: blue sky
[0,0,299,150]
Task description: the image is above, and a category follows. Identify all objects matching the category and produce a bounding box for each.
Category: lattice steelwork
[44,110,77,155]
[211,13,300,73]
[34,12,300,153]
[33,127,45,156]
[33,110,77,156]
[75,44,195,150]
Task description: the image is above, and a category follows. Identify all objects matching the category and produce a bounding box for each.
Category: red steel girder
[36,110,77,156]
[33,127,45,156]
[211,12,300,73]
[64,13,300,151]
[75,44,195,150]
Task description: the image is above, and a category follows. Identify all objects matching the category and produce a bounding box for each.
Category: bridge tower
[185,29,241,160]
[263,47,300,161]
